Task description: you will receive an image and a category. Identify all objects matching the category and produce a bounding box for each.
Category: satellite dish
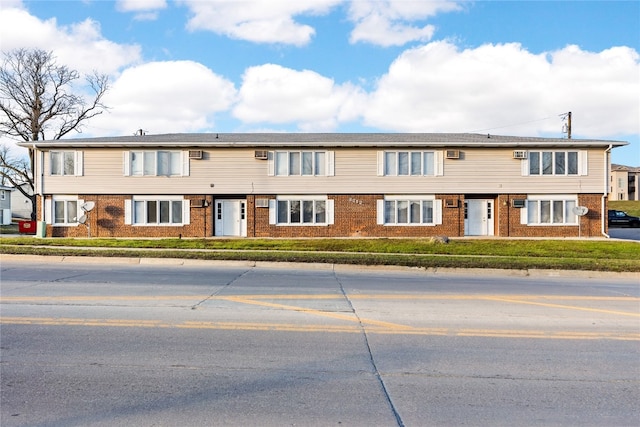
[77,214,87,224]
[81,201,95,212]
[572,206,588,216]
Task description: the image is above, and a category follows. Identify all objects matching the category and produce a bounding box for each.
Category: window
[51,151,82,176]
[524,196,578,225]
[45,196,82,225]
[125,197,190,225]
[125,151,188,176]
[527,151,582,176]
[378,151,441,176]
[0,190,5,201]
[377,196,442,225]
[269,196,333,225]
[271,151,333,176]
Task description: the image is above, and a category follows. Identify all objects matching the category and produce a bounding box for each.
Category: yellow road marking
[222,295,414,330]
[2,294,638,302]
[1,316,637,341]
[3,294,637,321]
[483,297,640,318]
[0,295,202,302]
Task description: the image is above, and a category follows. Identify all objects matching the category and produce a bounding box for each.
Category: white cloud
[178,0,342,46]
[0,7,141,76]
[116,0,167,12]
[363,42,640,138]
[116,0,166,21]
[233,64,365,131]
[0,0,23,10]
[348,0,462,46]
[88,61,237,136]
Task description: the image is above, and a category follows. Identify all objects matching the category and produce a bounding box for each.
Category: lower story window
[269,196,334,225]
[125,197,190,226]
[45,196,82,226]
[54,199,78,225]
[377,196,442,225]
[525,197,577,225]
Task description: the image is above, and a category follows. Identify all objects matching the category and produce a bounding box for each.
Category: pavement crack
[334,272,405,427]
[190,269,251,310]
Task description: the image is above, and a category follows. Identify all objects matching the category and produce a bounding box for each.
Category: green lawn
[2,237,638,272]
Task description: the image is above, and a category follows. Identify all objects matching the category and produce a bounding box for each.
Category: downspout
[601,145,612,238]
[31,144,44,222]
[39,148,45,223]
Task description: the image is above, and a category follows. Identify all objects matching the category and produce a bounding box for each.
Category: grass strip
[2,245,638,272]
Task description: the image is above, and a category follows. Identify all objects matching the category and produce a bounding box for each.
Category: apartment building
[21,133,626,238]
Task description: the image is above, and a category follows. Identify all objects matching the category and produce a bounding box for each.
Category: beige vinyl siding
[41,147,606,195]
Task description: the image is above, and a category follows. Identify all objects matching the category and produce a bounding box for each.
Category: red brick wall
[39,195,214,238]
[500,194,605,238]
[38,193,607,238]
[253,195,457,238]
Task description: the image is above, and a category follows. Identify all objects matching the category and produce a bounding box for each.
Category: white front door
[215,199,247,237]
[464,199,494,236]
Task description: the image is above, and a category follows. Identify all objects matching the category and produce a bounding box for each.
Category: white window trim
[124,196,190,226]
[268,195,334,226]
[267,151,335,177]
[46,195,83,226]
[50,151,83,176]
[522,151,587,177]
[377,195,442,226]
[377,151,443,176]
[123,151,190,177]
[520,194,579,226]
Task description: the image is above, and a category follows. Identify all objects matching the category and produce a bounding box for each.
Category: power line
[465,115,554,134]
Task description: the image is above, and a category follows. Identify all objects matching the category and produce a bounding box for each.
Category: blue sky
[1,0,639,165]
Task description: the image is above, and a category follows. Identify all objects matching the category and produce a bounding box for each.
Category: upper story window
[526,151,586,176]
[376,196,442,226]
[50,151,83,176]
[377,151,443,176]
[268,151,334,176]
[124,151,189,176]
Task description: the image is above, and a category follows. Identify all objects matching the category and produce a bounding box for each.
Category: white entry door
[214,200,247,237]
[464,199,494,236]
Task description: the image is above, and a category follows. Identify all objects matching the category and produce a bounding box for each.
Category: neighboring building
[10,183,34,220]
[609,164,639,201]
[20,133,627,238]
[0,185,13,225]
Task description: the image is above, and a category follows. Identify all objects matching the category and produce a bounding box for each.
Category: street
[1,257,639,426]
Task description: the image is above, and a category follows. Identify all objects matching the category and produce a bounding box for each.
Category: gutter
[601,144,612,238]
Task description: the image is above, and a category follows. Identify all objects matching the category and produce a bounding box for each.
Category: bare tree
[0,48,109,219]
[0,144,35,218]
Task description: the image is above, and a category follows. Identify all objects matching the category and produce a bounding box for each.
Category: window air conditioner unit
[446,150,460,159]
[511,199,526,208]
[255,198,269,208]
[188,150,203,159]
[254,150,268,160]
[513,150,527,159]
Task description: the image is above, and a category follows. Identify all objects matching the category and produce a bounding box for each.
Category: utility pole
[561,112,572,139]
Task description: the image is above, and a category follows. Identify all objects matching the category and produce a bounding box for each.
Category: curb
[2,253,638,280]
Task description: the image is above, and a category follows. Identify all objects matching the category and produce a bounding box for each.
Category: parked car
[608,210,640,228]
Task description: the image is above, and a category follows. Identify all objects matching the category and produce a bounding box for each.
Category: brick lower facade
[37,193,608,238]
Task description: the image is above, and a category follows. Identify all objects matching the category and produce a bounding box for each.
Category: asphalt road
[1,257,639,426]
